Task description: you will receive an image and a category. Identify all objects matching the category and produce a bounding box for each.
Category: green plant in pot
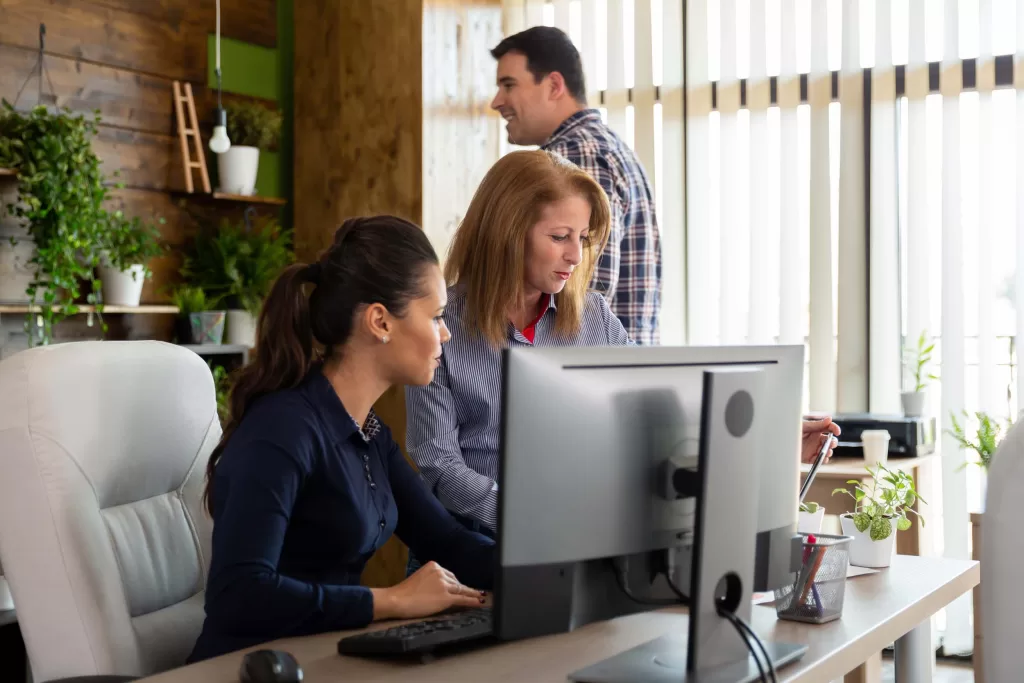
[901,331,938,417]
[797,501,825,534]
[0,103,110,343]
[97,211,165,307]
[948,411,1011,508]
[181,214,292,347]
[216,101,282,197]
[832,464,926,568]
[169,285,225,346]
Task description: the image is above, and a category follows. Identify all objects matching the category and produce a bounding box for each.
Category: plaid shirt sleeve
[545,139,626,302]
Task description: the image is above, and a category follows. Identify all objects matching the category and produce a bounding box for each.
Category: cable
[734,612,777,682]
[719,608,767,683]
[664,569,772,683]
[719,608,777,683]
[611,559,684,607]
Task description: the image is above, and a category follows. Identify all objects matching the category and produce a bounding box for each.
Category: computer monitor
[493,344,808,680]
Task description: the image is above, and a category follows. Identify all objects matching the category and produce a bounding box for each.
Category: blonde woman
[404,150,625,542]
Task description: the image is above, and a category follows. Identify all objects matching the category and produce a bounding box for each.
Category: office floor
[881,659,973,682]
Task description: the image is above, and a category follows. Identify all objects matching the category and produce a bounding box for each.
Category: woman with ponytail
[188,216,492,662]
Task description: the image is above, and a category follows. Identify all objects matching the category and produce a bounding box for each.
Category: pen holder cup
[774,533,853,624]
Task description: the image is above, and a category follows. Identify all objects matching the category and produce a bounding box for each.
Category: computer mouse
[238,649,303,683]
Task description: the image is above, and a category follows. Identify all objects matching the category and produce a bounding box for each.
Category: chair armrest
[44,677,139,683]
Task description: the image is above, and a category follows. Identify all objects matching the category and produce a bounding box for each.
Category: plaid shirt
[542,109,662,345]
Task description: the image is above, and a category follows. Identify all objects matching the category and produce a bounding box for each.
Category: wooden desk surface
[142,555,978,683]
[801,453,939,479]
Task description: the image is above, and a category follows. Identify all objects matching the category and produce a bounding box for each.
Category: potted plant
[832,464,926,568]
[97,211,165,306]
[181,215,292,347]
[0,103,109,342]
[209,362,232,425]
[901,331,938,417]
[216,101,282,197]
[169,285,225,345]
[948,410,1011,506]
[798,501,825,534]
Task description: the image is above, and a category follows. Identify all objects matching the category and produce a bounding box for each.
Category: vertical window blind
[497,0,1023,653]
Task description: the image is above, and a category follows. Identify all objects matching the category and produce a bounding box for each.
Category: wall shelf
[0,304,179,314]
[173,190,286,206]
[180,344,251,356]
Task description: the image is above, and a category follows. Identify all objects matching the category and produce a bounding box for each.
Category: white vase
[0,236,35,302]
[99,264,146,307]
[798,508,825,534]
[841,514,897,568]
[225,309,257,347]
[217,146,260,196]
[901,391,926,417]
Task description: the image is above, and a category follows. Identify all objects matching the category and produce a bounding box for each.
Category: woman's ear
[363,303,391,342]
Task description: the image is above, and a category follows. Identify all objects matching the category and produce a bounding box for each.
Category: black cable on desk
[718,608,776,683]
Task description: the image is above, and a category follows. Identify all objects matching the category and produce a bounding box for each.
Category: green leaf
[897,515,912,532]
[869,516,893,541]
[853,512,871,533]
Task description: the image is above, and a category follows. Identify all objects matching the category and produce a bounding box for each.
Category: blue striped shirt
[405,287,631,531]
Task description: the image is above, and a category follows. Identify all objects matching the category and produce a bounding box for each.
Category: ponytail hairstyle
[202,215,439,514]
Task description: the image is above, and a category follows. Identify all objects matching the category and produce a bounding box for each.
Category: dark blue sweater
[188,369,495,662]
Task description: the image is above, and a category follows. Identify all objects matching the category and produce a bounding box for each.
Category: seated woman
[405,150,840,542]
[189,216,493,663]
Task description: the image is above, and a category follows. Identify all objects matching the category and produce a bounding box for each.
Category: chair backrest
[0,341,220,680]
[981,418,1024,682]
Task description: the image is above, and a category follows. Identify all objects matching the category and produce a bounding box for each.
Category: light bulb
[209,125,231,153]
[209,107,231,154]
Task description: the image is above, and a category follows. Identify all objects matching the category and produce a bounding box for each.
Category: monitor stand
[570,368,808,683]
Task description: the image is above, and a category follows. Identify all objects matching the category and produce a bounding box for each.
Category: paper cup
[861,429,890,467]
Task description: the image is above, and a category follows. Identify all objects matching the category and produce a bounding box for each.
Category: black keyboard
[337,608,493,656]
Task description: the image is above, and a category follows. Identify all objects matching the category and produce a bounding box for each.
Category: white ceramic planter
[840,514,897,568]
[217,146,260,196]
[797,508,825,534]
[0,236,35,302]
[225,309,257,347]
[99,264,145,306]
[901,391,926,417]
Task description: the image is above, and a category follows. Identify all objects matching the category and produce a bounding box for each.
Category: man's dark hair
[491,26,587,104]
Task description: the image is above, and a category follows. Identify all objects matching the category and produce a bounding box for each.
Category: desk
[801,454,939,557]
[141,556,978,683]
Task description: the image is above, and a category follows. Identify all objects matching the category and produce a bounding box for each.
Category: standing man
[490,26,662,345]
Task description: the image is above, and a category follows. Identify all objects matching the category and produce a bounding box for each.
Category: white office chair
[981,417,1024,682]
[0,341,220,682]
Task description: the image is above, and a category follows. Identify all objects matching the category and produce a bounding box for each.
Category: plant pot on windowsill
[901,391,926,417]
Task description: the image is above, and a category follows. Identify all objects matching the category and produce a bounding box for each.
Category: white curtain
[501,0,1024,653]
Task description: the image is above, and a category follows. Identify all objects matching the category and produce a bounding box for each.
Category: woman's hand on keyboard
[370,561,486,620]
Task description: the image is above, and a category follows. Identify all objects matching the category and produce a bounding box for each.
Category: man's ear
[546,71,568,100]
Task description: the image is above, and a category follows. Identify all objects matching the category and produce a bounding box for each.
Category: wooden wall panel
[293,0,423,262]
[0,44,274,137]
[87,0,279,48]
[0,0,208,81]
[0,0,280,313]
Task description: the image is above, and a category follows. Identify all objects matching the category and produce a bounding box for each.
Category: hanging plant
[0,102,110,342]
